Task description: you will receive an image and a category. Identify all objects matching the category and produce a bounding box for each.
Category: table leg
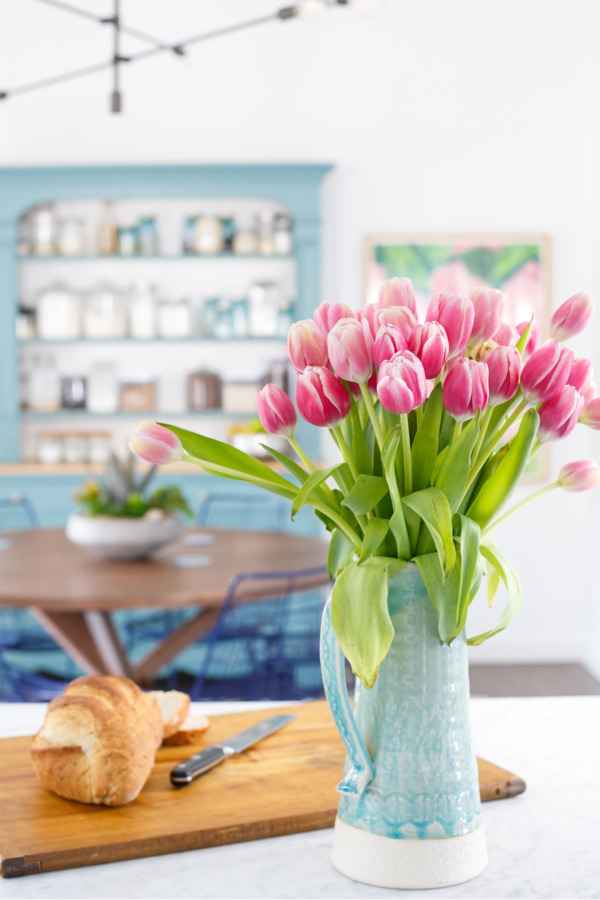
[132,607,220,683]
[31,609,133,679]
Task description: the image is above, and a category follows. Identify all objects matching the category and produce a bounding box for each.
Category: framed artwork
[364,232,552,482]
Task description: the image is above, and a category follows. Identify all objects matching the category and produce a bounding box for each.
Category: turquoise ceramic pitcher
[320,562,488,889]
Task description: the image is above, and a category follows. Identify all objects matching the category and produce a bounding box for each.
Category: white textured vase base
[331,817,488,890]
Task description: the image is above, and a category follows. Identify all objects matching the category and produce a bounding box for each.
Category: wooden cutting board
[0,699,525,878]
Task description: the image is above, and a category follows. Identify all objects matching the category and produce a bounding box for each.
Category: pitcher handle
[320,596,375,796]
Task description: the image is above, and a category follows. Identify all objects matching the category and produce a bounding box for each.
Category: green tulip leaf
[330,556,406,688]
[434,417,480,512]
[327,528,354,580]
[342,474,389,516]
[468,540,523,645]
[402,487,456,577]
[467,409,539,529]
[414,551,461,643]
[291,464,345,519]
[454,514,481,631]
[260,443,309,486]
[358,517,390,563]
[411,384,443,491]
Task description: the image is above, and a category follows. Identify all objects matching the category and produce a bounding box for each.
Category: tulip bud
[377,350,427,415]
[129,422,184,465]
[566,358,594,395]
[537,385,584,443]
[558,459,600,493]
[314,302,355,337]
[425,293,474,355]
[287,319,329,373]
[492,321,520,347]
[579,397,600,430]
[296,366,351,428]
[376,305,417,341]
[373,324,408,368]
[485,345,522,406]
[520,340,573,404]
[378,277,417,314]
[327,316,374,384]
[256,384,297,438]
[408,321,449,379]
[356,304,380,340]
[516,321,540,359]
[442,358,489,422]
[550,292,595,342]
[469,287,505,344]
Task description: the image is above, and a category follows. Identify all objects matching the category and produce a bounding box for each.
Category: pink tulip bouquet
[130,280,599,688]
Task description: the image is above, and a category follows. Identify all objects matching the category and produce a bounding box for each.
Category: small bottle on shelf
[87,361,119,413]
[128,282,158,339]
[27,354,62,411]
[96,202,117,256]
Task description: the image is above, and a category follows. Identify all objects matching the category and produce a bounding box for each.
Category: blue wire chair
[0,494,73,701]
[124,490,289,666]
[170,566,329,701]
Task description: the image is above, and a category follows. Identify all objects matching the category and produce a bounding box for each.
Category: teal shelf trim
[17,254,295,263]
[21,409,253,420]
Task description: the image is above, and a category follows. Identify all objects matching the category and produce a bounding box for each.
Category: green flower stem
[416,404,424,428]
[288,436,316,473]
[401,414,413,495]
[483,481,559,536]
[332,426,359,480]
[462,398,529,501]
[452,418,463,443]
[472,405,494,463]
[359,382,385,450]
[312,499,363,551]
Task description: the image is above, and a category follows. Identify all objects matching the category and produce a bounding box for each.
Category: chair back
[0,494,39,533]
[196,490,287,532]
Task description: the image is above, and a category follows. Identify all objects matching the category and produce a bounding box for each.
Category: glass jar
[138,217,159,255]
[89,431,112,464]
[232,215,259,255]
[213,299,233,339]
[157,296,192,338]
[87,361,119,413]
[30,205,56,256]
[248,281,281,337]
[28,355,61,411]
[117,221,139,256]
[187,371,222,410]
[36,282,81,339]
[97,201,117,255]
[16,305,36,340]
[61,376,87,409]
[231,295,249,338]
[193,215,224,255]
[57,219,86,256]
[128,283,158,339]
[256,209,276,255]
[84,283,127,338]
[119,377,156,412]
[200,297,219,337]
[221,214,235,253]
[64,432,88,464]
[182,216,197,254]
[273,213,293,255]
[36,432,63,465]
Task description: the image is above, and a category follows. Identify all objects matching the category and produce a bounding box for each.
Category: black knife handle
[170,745,231,786]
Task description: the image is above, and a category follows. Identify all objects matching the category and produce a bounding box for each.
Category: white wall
[1,0,599,670]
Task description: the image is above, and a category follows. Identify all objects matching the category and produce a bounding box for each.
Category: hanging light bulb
[352,0,385,15]
[300,0,329,22]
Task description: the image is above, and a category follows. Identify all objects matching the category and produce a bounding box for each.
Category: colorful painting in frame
[364,233,551,482]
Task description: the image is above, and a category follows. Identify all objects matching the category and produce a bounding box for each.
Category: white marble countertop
[1,696,599,900]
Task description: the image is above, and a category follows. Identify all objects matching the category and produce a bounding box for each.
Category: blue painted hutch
[0,164,332,529]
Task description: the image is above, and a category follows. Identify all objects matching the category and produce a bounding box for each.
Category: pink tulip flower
[537,385,585,443]
[566,358,594,395]
[492,321,520,347]
[485,345,522,406]
[425,293,474,356]
[377,277,417,315]
[408,321,450,379]
[516,321,540,359]
[314,302,355,337]
[296,366,351,428]
[581,381,596,404]
[327,317,374,384]
[558,459,600,492]
[469,287,505,344]
[520,340,574,404]
[376,305,417,341]
[287,319,329,373]
[373,324,408,368]
[443,358,489,422]
[129,422,184,465]
[579,397,600,430]
[550,292,595,342]
[256,384,297,438]
[377,350,427,415]
[356,304,380,340]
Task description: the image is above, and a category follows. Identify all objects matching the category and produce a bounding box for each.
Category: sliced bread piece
[163,714,211,746]
[148,690,190,739]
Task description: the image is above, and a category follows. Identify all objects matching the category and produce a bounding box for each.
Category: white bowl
[65,512,184,561]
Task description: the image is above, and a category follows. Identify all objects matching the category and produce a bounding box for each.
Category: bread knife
[170,713,296,785]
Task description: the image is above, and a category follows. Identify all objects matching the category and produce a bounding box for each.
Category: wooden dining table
[0,528,330,684]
